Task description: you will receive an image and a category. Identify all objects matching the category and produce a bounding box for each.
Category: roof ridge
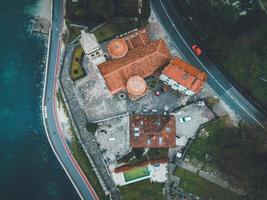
[100,40,167,77]
[156,39,171,59]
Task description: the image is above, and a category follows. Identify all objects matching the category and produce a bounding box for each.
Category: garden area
[67,24,82,43]
[70,45,85,81]
[185,117,232,172]
[175,167,242,200]
[120,180,164,200]
[184,115,267,199]
[118,148,168,165]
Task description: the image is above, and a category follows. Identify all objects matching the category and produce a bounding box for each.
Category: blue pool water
[0,0,79,199]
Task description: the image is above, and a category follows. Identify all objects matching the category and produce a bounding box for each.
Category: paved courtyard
[174,102,215,146]
[95,115,130,163]
[74,57,185,122]
[74,58,127,121]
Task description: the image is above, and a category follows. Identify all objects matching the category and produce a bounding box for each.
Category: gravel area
[95,115,130,163]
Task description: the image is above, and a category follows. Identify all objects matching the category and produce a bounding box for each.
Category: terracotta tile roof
[107,38,128,59]
[99,38,171,94]
[162,57,207,93]
[125,29,150,49]
[130,115,176,148]
[127,76,147,96]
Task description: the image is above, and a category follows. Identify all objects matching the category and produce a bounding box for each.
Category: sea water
[0,0,79,199]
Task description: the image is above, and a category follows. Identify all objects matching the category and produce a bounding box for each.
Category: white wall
[159,74,195,96]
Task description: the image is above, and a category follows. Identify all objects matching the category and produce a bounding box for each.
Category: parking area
[95,115,130,163]
[126,81,182,115]
[174,102,215,146]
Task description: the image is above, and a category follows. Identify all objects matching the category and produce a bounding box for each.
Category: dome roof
[127,76,147,96]
[107,38,128,59]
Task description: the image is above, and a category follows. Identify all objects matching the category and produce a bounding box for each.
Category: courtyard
[95,115,130,163]
[74,56,184,122]
[174,102,215,147]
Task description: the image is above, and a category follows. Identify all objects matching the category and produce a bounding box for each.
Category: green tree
[86,122,98,133]
[210,124,267,200]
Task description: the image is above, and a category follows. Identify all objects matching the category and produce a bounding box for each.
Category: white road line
[159,0,264,128]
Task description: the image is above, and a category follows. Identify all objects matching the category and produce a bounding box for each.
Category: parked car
[100,129,107,134]
[154,87,165,96]
[179,116,192,123]
[192,44,202,56]
[176,152,182,159]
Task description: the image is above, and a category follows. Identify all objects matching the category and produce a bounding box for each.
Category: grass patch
[186,118,231,170]
[118,148,146,165]
[147,148,168,160]
[120,180,164,200]
[70,127,109,200]
[65,21,82,44]
[205,96,219,107]
[69,26,82,43]
[175,167,242,200]
[147,77,159,89]
[57,90,108,200]
[94,17,140,42]
[70,45,85,81]
[123,166,150,182]
[56,89,63,107]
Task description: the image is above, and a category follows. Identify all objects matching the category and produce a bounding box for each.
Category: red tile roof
[130,115,176,148]
[162,57,207,93]
[127,76,147,96]
[107,38,128,59]
[125,29,150,49]
[98,30,171,95]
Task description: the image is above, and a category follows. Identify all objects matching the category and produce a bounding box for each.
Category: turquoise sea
[0,0,79,199]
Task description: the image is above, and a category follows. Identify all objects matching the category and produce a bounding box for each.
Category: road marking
[43,105,48,119]
[51,7,100,200]
[159,0,264,128]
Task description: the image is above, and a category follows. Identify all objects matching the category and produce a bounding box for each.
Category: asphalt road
[152,0,266,128]
[42,0,98,199]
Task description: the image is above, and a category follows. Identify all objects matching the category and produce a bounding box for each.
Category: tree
[210,124,267,200]
[86,122,98,133]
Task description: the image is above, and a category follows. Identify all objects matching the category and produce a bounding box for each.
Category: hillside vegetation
[187,119,267,200]
[66,0,150,25]
[174,0,267,111]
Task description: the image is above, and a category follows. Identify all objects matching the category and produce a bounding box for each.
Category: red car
[192,44,202,56]
[154,87,165,96]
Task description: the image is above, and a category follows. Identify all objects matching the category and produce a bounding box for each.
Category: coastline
[25,0,51,20]
[40,0,91,199]
[28,0,52,34]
